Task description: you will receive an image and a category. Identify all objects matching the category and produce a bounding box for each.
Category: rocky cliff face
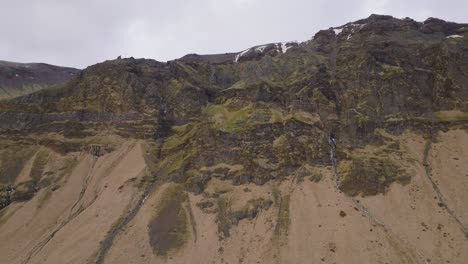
[0,15,467,264]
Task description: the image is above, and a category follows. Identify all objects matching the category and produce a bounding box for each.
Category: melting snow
[340,23,365,40]
[281,42,292,53]
[234,40,300,62]
[350,23,365,29]
[333,28,343,35]
[447,34,463,38]
[255,45,267,52]
[15,74,19,77]
[234,48,250,63]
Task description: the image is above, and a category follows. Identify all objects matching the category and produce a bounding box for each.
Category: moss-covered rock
[274,194,290,237]
[148,184,189,257]
[338,157,410,196]
[215,197,273,240]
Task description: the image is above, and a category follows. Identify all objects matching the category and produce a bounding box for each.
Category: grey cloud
[0,0,466,68]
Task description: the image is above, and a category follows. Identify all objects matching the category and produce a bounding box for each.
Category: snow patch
[281,42,292,53]
[255,45,267,52]
[447,34,463,38]
[349,23,365,32]
[15,74,19,77]
[333,28,343,35]
[234,48,250,63]
[341,23,365,40]
[350,23,365,28]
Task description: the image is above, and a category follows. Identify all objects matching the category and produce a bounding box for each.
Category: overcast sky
[1,0,466,69]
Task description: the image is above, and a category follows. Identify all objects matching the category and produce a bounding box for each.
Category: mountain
[0,60,79,100]
[0,14,467,264]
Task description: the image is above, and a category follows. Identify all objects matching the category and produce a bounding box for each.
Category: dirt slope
[0,131,465,264]
[0,140,147,264]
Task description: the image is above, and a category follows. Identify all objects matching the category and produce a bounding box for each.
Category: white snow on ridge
[255,45,267,52]
[234,40,301,63]
[234,48,250,63]
[281,43,291,53]
[350,23,365,29]
[333,28,343,35]
[447,34,463,38]
[340,23,366,41]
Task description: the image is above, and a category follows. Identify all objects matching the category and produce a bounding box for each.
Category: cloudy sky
[1,0,466,69]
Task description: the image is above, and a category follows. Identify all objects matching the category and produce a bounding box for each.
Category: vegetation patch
[142,141,159,176]
[435,110,468,122]
[11,180,36,202]
[231,198,272,224]
[274,194,290,237]
[184,172,211,194]
[0,145,37,184]
[352,109,371,128]
[159,145,198,180]
[162,123,200,153]
[309,173,323,183]
[338,157,410,196]
[148,184,189,257]
[204,102,280,133]
[273,134,307,167]
[216,197,272,240]
[377,63,403,79]
[216,197,232,240]
[30,149,49,182]
[291,111,320,125]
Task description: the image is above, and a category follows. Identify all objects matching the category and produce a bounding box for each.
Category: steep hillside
[0,60,79,100]
[0,15,467,264]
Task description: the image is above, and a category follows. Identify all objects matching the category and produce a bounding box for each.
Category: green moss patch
[216,197,272,240]
[274,194,290,237]
[435,110,468,122]
[216,197,232,240]
[338,157,410,196]
[204,102,281,133]
[148,184,189,257]
[377,63,403,79]
[291,111,320,125]
[162,123,200,153]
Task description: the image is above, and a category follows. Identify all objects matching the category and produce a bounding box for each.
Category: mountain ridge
[0,60,79,100]
[0,14,467,264]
